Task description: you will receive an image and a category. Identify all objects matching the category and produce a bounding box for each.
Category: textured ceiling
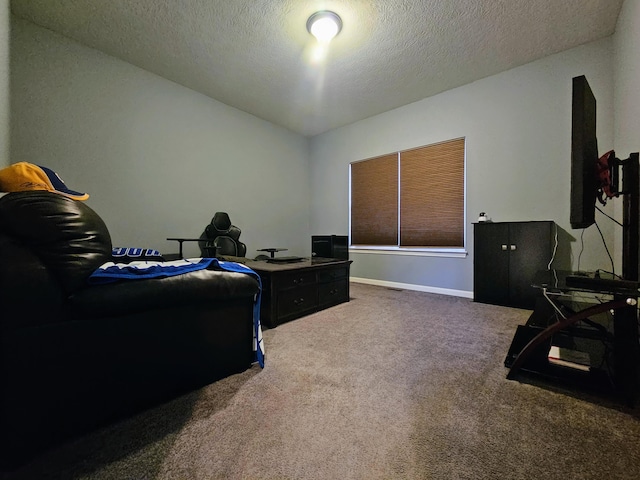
[11,0,624,137]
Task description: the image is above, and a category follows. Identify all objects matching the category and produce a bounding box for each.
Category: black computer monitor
[312,235,348,259]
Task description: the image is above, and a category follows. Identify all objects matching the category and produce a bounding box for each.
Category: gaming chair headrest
[211,212,231,232]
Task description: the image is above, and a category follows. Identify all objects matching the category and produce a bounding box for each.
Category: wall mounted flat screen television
[570,75,599,229]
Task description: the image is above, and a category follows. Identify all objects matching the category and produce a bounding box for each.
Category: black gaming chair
[199,212,247,258]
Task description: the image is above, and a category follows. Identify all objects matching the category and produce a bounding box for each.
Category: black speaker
[312,235,348,259]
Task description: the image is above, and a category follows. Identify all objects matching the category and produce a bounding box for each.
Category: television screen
[570,75,599,229]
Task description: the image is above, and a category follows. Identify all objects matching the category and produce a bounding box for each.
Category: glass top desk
[506,269,639,404]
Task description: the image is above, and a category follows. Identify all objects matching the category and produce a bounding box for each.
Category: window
[350,137,465,249]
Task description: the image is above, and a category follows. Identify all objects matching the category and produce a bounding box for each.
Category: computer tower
[312,235,348,259]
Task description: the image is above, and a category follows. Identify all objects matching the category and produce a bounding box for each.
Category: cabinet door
[474,223,510,306]
[508,222,552,309]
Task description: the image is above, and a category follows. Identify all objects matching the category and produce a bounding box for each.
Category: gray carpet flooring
[3,283,640,479]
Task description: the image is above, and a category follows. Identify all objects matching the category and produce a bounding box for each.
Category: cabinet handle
[510,245,516,251]
[293,298,305,305]
[501,244,508,251]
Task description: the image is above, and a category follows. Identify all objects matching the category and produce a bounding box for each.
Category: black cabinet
[474,221,555,309]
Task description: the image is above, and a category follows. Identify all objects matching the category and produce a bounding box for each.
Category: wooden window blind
[350,153,398,245]
[400,138,465,247]
[350,137,465,249]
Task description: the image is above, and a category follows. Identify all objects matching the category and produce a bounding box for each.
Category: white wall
[310,39,616,295]
[613,0,640,277]
[0,0,8,168]
[615,0,640,156]
[10,18,311,258]
[11,11,629,293]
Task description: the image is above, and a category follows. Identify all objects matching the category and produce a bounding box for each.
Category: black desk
[244,258,352,328]
[505,270,639,404]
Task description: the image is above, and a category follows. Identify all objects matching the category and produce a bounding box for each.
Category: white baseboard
[350,277,473,299]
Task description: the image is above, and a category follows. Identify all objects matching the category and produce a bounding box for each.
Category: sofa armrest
[67,268,259,318]
[0,192,112,294]
[0,233,66,332]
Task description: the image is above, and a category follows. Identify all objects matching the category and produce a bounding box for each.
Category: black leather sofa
[0,191,260,467]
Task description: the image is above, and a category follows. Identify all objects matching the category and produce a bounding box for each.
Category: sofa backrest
[0,191,112,294]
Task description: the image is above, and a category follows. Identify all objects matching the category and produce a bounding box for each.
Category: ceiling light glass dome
[307,11,342,43]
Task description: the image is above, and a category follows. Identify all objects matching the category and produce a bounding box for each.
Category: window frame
[348,137,468,257]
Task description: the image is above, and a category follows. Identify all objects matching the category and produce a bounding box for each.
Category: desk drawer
[318,267,348,283]
[278,271,316,289]
[319,279,348,307]
[278,285,318,318]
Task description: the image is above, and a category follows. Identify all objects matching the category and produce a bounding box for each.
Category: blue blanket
[89,257,214,283]
[88,258,264,368]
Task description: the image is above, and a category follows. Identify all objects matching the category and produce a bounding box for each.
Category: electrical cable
[594,220,615,276]
[596,205,624,226]
[543,288,567,319]
[577,229,585,272]
[547,223,558,270]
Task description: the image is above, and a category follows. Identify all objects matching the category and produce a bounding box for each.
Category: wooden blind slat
[351,154,398,245]
[400,138,465,247]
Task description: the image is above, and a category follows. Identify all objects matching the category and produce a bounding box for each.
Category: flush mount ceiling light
[306,10,342,43]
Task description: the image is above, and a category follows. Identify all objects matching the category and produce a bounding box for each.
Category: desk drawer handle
[293,298,305,305]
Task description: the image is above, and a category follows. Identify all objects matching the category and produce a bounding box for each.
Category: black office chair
[199,212,247,258]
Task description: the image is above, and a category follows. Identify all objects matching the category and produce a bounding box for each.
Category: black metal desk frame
[507,270,639,404]
[166,237,202,259]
